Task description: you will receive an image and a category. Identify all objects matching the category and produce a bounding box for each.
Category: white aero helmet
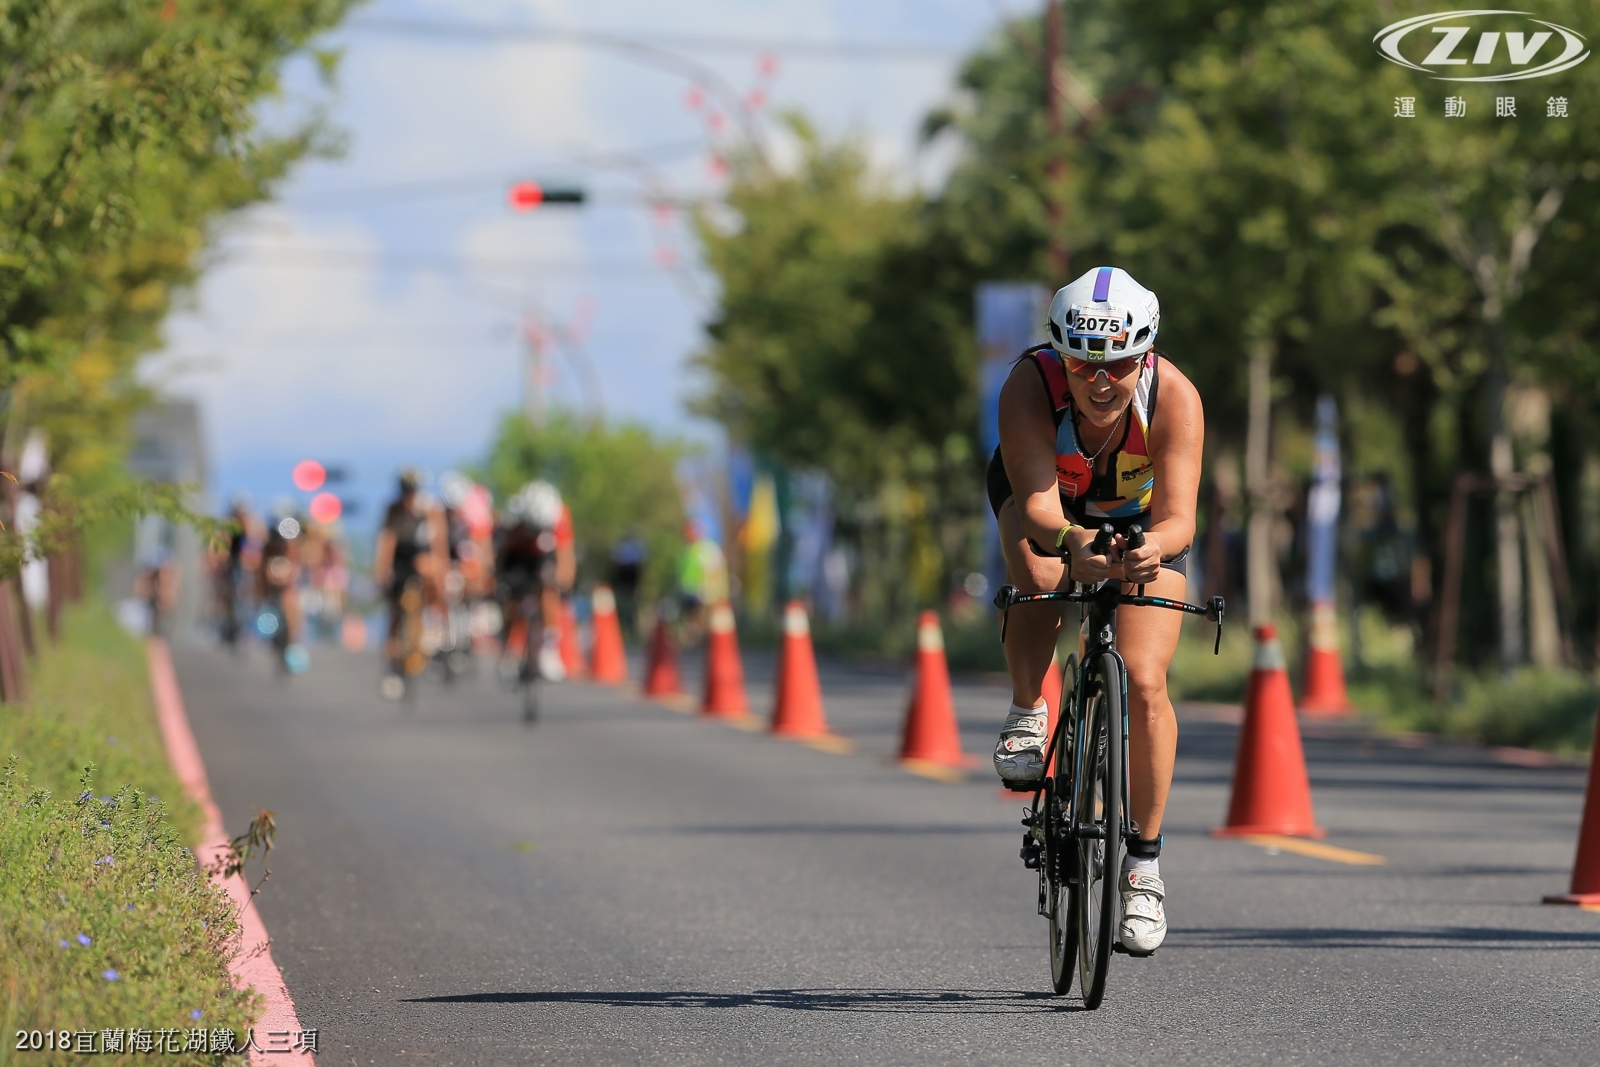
[1047,266,1160,361]
[510,480,563,529]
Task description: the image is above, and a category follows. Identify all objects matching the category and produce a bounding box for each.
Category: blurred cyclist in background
[374,468,447,697]
[676,520,728,647]
[257,512,308,672]
[493,480,574,681]
[299,517,349,643]
[435,471,480,679]
[609,533,645,637]
[212,495,263,648]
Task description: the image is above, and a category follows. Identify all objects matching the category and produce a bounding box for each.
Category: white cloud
[156,0,994,509]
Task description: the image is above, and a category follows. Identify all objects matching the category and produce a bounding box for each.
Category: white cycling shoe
[993,703,1048,788]
[1119,868,1167,955]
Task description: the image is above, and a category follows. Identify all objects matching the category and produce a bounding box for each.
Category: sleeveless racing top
[1024,345,1160,529]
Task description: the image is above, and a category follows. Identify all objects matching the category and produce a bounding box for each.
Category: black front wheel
[1045,652,1079,995]
[1075,652,1123,1010]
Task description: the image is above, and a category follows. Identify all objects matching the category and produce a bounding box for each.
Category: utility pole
[1044,0,1068,283]
[1245,338,1276,626]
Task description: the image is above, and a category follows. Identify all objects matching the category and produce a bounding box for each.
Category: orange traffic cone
[643,616,680,696]
[505,618,527,658]
[1299,600,1349,717]
[1041,651,1063,745]
[770,600,830,739]
[588,585,628,685]
[1213,623,1324,838]
[899,611,968,767]
[1543,727,1600,906]
[701,601,749,718]
[558,601,585,679]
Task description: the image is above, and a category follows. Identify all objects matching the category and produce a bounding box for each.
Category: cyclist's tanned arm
[997,363,1082,579]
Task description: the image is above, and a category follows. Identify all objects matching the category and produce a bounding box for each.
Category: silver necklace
[1076,402,1127,467]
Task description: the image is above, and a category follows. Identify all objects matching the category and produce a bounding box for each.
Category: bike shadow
[1174,924,1600,950]
[404,987,1089,1014]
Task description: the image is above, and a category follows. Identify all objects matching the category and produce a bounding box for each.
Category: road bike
[994,523,1224,1008]
[497,584,546,725]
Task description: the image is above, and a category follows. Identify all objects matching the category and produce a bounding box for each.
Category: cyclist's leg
[997,498,1066,705]
[539,582,564,678]
[1114,565,1186,840]
[1113,566,1184,953]
[385,586,406,672]
[994,498,1067,783]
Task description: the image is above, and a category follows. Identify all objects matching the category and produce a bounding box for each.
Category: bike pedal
[1000,779,1043,793]
[1113,941,1155,958]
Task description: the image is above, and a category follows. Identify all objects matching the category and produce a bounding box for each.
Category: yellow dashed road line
[1240,834,1386,866]
[900,759,966,783]
[799,734,854,755]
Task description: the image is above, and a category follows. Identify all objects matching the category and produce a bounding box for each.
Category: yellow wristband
[1055,524,1078,552]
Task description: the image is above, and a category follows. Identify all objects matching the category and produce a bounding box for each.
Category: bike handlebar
[993,524,1227,656]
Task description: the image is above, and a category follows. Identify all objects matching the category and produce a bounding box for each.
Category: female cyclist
[988,265,1204,954]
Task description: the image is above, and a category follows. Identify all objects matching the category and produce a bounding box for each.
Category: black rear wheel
[520,615,542,725]
[1045,652,1079,995]
[1076,652,1123,1009]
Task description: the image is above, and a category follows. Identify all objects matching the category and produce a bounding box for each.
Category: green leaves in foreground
[0,760,257,1059]
[0,478,230,584]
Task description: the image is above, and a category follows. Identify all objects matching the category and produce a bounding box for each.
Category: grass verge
[0,606,258,1065]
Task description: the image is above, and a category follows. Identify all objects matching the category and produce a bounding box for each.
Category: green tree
[0,0,353,554]
[692,119,987,618]
[481,411,689,601]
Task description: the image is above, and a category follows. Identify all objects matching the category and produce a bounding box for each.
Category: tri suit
[986,345,1188,574]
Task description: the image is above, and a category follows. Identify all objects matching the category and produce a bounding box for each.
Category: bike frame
[997,578,1224,877]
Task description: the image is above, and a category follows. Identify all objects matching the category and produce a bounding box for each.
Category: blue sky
[150,0,1004,526]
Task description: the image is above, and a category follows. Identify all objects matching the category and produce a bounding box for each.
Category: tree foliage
[694,0,1600,655]
[0,0,356,574]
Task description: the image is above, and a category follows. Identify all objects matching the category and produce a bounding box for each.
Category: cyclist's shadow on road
[405,988,1087,1014]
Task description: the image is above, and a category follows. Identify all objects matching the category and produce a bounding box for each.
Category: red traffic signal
[508,181,585,212]
[309,492,342,525]
[292,459,326,492]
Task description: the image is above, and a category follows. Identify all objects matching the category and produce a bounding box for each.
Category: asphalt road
[173,638,1600,1067]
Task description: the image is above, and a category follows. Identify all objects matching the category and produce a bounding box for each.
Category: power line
[289,137,711,209]
[214,244,695,278]
[345,16,964,62]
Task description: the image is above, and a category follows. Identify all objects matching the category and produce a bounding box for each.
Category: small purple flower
[102,969,118,981]
[190,1010,203,1020]
[95,855,113,866]
[76,933,91,946]
[58,939,69,949]
[77,790,91,802]
[125,904,135,911]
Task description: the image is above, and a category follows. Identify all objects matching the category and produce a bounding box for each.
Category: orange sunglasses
[1065,354,1141,381]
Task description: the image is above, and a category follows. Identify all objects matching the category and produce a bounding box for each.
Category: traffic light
[508,180,585,212]
[292,459,325,492]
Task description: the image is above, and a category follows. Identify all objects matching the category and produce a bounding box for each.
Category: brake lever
[994,584,1018,642]
[1207,595,1226,655]
[1126,523,1146,597]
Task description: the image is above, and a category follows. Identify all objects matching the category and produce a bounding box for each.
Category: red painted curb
[147,639,314,1065]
